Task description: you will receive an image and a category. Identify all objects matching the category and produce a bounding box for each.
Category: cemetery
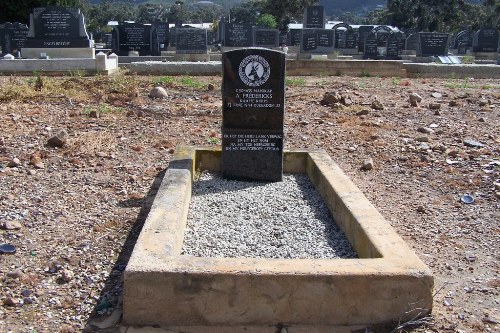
[0,2,499,333]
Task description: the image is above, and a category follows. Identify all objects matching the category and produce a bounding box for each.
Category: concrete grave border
[123,146,433,329]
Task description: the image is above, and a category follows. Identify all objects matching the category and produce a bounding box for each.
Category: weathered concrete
[21,47,95,59]
[404,63,500,78]
[285,59,406,77]
[127,61,222,75]
[123,146,433,330]
[0,52,118,75]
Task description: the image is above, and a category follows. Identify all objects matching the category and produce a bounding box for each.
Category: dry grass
[65,130,118,156]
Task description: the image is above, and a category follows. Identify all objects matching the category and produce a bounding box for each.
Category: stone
[47,129,68,148]
[362,158,374,171]
[207,83,215,91]
[429,103,441,110]
[322,92,342,105]
[371,99,384,110]
[7,157,20,167]
[416,136,430,142]
[149,86,168,99]
[1,220,22,230]
[6,269,24,279]
[3,297,17,306]
[60,269,74,283]
[417,127,434,134]
[356,109,370,116]
[409,93,422,106]
[463,139,484,148]
[29,152,45,169]
[449,100,460,107]
[431,92,442,98]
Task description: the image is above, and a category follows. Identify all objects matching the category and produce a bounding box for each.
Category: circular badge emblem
[238,55,270,87]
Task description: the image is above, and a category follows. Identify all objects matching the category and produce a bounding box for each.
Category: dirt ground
[0,73,498,333]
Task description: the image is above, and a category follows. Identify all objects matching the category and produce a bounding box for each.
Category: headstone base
[471,52,499,61]
[174,53,210,62]
[21,47,95,59]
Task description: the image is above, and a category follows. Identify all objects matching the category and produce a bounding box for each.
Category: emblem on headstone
[238,55,270,87]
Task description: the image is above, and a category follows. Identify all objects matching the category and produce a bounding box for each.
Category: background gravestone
[289,29,302,46]
[405,33,418,51]
[24,6,90,48]
[386,34,401,59]
[112,23,158,56]
[175,28,207,54]
[222,48,285,182]
[254,28,279,48]
[417,32,449,57]
[223,23,254,47]
[0,22,28,56]
[303,6,325,29]
[357,25,374,52]
[472,28,499,52]
[154,21,169,51]
[300,29,334,54]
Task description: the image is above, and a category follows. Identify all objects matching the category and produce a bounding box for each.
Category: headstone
[254,29,279,48]
[405,33,418,50]
[363,33,378,59]
[417,32,449,57]
[472,28,499,52]
[112,23,158,56]
[175,28,207,54]
[279,31,291,47]
[386,33,401,59]
[300,29,334,54]
[207,31,215,45]
[223,23,253,47]
[24,6,91,48]
[104,33,112,49]
[363,26,398,59]
[289,29,302,46]
[358,25,374,52]
[222,48,285,182]
[452,30,472,50]
[303,6,325,29]
[0,22,29,57]
[332,23,354,49]
[154,21,169,51]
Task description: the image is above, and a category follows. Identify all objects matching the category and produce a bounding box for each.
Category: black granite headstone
[222,48,285,182]
[0,22,28,56]
[472,28,499,52]
[207,31,215,45]
[112,23,158,56]
[24,6,90,48]
[154,21,169,50]
[176,28,207,54]
[289,29,302,46]
[452,30,471,49]
[300,29,334,54]
[279,31,291,46]
[332,23,354,49]
[363,34,378,59]
[357,25,374,52]
[303,6,325,29]
[254,29,279,48]
[386,34,400,59]
[223,23,253,47]
[417,32,449,57]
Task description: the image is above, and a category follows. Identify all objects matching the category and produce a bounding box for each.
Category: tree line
[1,0,499,33]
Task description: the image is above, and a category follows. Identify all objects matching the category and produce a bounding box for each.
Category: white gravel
[181,172,357,259]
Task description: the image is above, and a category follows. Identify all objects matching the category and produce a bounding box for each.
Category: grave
[175,28,209,61]
[332,23,357,52]
[357,25,374,53]
[303,5,325,29]
[221,48,285,182]
[254,28,279,48]
[416,32,449,57]
[289,29,302,46]
[363,26,400,60]
[154,21,169,52]
[472,27,499,52]
[22,6,93,59]
[0,22,29,57]
[223,23,254,47]
[452,30,472,54]
[298,29,335,59]
[404,33,418,53]
[112,22,159,56]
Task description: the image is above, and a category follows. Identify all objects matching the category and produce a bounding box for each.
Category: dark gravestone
[0,22,28,56]
[386,34,400,59]
[254,29,279,48]
[169,27,177,47]
[452,30,471,49]
[112,23,158,56]
[104,33,112,49]
[154,22,169,50]
[332,23,353,49]
[405,33,418,50]
[303,6,325,29]
[345,31,357,49]
[207,31,215,45]
[417,32,449,57]
[24,6,90,48]
[472,28,499,52]
[176,28,207,54]
[363,34,378,59]
[289,29,302,46]
[300,29,334,54]
[223,23,253,47]
[357,25,374,52]
[222,48,285,182]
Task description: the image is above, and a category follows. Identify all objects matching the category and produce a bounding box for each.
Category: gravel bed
[181,172,357,259]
